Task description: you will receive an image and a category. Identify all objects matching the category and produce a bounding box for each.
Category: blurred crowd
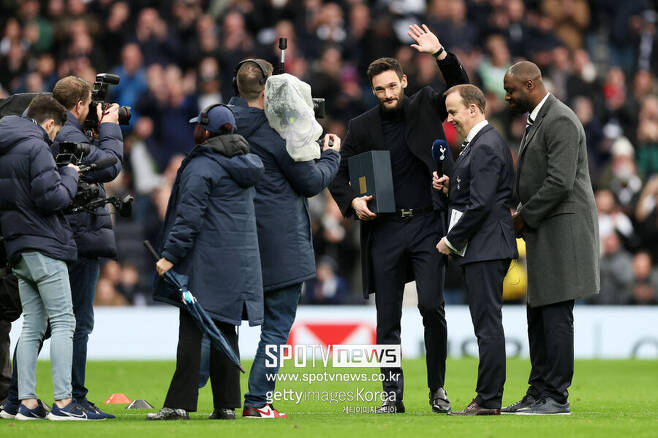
[1,0,657,306]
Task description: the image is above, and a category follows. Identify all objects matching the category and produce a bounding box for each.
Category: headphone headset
[232,59,268,96]
[198,103,235,133]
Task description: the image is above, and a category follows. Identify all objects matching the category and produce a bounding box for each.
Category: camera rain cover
[264,73,322,161]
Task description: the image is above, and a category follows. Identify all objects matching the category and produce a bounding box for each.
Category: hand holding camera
[96,103,120,125]
[322,133,341,153]
[84,73,131,130]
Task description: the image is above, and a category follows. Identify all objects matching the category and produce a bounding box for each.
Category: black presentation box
[348,150,396,213]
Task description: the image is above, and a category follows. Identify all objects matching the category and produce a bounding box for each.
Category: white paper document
[448,208,467,257]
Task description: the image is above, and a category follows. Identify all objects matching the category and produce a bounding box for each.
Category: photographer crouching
[1,77,124,420]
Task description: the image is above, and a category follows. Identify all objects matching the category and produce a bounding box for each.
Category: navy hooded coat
[228,97,340,291]
[153,133,265,326]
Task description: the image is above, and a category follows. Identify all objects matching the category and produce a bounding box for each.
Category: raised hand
[408,24,443,55]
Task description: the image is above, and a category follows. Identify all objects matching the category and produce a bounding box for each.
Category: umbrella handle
[143,240,160,261]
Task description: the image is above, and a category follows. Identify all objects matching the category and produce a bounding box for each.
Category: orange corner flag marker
[105,393,132,404]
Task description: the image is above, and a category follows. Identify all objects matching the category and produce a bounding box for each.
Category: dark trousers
[164,309,241,411]
[244,283,301,407]
[463,259,510,409]
[371,213,447,400]
[69,256,100,401]
[526,300,574,404]
[0,320,10,401]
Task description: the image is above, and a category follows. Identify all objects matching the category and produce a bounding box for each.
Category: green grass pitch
[2,358,656,437]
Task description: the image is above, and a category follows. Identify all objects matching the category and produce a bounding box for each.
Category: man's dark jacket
[52,112,123,259]
[228,97,341,292]
[153,134,265,326]
[445,124,518,265]
[328,52,469,297]
[0,116,78,264]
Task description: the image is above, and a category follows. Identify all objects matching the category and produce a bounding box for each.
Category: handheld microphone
[77,156,118,173]
[432,139,448,176]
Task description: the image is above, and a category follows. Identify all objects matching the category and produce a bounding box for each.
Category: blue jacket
[228,97,341,291]
[53,112,123,258]
[154,134,265,326]
[0,116,78,263]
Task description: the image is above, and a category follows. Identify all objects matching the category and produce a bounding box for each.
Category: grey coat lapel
[519,108,545,158]
[515,95,556,193]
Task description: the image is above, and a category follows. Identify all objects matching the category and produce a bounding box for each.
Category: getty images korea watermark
[264,344,402,412]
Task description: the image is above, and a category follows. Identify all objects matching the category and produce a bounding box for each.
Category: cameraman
[228,59,341,418]
[0,95,87,420]
[52,76,123,418]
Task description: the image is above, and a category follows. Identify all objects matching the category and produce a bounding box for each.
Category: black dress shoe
[449,399,500,416]
[429,388,451,414]
[209,408,236,420]
[375,399,405,414]
[501,394,536,414]
[146,407,189,420]
[515,397,570,415]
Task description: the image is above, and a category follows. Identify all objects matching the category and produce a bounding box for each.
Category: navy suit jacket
[446,124,518,266]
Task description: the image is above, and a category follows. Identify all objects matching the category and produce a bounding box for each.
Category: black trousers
[463,259,510,409]
[164,309,241,411]
[371,213,447,400]
[0,319,10,401]
[526,300,574,404]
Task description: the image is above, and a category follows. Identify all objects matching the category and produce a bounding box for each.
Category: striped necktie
[525,116,534,136]
[459,140,469,156]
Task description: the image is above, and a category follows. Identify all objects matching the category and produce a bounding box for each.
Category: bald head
[503,60,547,114]
[508,61,541,82]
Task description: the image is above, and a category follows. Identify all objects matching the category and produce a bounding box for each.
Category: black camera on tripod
[84,73,131,130]
[55,141,133,217]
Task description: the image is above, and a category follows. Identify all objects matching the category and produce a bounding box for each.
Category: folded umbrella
[144,240,245,373]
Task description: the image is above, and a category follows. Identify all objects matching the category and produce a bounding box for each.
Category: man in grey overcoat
[502,61,600,415]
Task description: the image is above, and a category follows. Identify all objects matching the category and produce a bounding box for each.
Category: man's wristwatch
[433,46,445,58]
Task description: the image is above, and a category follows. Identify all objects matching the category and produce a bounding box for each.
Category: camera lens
[118,106,132,125]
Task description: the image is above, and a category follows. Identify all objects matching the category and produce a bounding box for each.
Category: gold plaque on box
[359,176,367,194]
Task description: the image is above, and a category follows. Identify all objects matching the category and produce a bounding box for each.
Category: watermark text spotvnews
[264,344,401,368]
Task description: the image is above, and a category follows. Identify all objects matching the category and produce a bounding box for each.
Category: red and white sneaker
[242,404,287,418]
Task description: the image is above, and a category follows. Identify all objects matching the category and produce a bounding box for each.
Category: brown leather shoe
[449,399,500,416]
